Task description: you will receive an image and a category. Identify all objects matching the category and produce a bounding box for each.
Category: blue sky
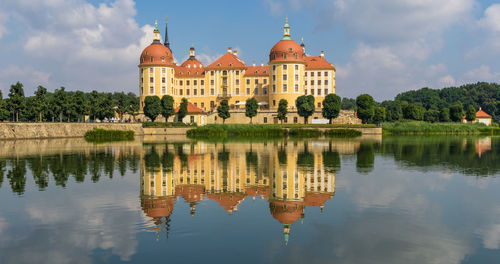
[0,0,499,100]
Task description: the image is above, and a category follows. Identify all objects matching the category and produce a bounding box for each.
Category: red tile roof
[305,56,335,70]
[476,109,492,118]
[139,43,175,67]
[175,102,206,114]
[205,52,247,69]
[269,39,306,63]
[245,66,270,76]
[174,65,205,78]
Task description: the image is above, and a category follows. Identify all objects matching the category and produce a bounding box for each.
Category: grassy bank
[282,123,376,128]
[383,121,500,135]
[84,128,134,142]
[142,122,197,128]
[186,124,363,140]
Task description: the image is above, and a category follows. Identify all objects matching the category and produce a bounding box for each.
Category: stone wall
[0,123,144,140]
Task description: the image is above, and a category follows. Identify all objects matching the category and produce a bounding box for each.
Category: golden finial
[301,37,304,42]
[155,20,158,29]
[165,16,168,24]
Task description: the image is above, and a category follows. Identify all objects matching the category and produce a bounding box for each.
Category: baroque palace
[139,18,336,122]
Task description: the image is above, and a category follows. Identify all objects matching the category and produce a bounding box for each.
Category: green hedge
[285,128,322,138]
[84,128,134,142]
[282,123,376,128]
[325,129,362,137]
[382,121,500,135]
[187,124,285,139]
[142,122,197,128]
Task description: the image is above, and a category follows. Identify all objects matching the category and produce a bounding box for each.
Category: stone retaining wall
[0,123,144,140]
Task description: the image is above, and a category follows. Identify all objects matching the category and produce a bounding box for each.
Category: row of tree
[0,82,139,122]
[340,82,500,124]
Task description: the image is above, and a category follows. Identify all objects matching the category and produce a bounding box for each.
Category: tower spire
[164,16,170,48]
[282,17,291,40]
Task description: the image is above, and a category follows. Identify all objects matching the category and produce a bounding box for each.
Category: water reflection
[140,141,337,244]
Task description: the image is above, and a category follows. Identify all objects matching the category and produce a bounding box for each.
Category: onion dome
[139,21,175,67]
[269,19,305,63]
[269,200,304,225]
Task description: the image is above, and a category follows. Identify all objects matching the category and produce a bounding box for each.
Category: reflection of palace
[140,142,336,244]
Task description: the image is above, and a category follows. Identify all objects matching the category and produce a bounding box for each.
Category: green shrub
[187,124,285,139]
[325,129,362,137]
[282,123,376,128]
[84,128,134,142]
[382,121,500,135]
[286,128,322,138]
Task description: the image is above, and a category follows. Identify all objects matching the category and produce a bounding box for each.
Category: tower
[164,16,170,49]
[268,19,306,109]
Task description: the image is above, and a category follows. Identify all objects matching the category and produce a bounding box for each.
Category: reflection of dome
[139,43,175,66]
[269,200,304,225]
[269,39,305,63]
[175,185,205,203]
[207,192,247,215]
[141,196,175,218]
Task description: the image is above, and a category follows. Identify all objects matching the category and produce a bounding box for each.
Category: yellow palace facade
[139,18,336,113]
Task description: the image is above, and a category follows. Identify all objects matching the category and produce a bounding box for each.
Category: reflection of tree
[175,144,188,168]
[245,151,258,168]
[323,142,340,173]
[278,147,287,166]
[27,156,50,190]
[357,143,375,174]
[7,158,27,195]
[144,146,161,172]
[297,143,314,169]
[0,160,5,188]
[161,145,174,172]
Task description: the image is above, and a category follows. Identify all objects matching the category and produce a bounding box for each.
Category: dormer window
[295,53,298,59]
[217,63,221,67]
[273,54,276,60]
[283,54,287,59]
[150,57,154,62]
[289,48,293,52]
[161,57,165,62]
[229,63,233,67]
[145,52,148,55]
[194,64,197,68]
[188,64,191,68]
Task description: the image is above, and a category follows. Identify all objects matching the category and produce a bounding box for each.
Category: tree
[277,99,288,124]
[245,97,258,124]
[7,82,26,122]
[32,86,48,122]
[217,100,230,124]
[144,96,162,122]
[466,104,476,122]
[403,103,424,120]
[341,97,356,110]
[449,103,464,122]
[440,107,451,122]
[322,94,341,124]
[113,92,129,120]
[373,107,386,124]
[161,95,175,122]
[88,90,100,121]
[382,100,403,121]
[296,95,315,124]
[53,87,69,122]
[424,109,440,123]
[356,94,375,124]
[72,91,89,122]
[126,92,139,121]
[177,98,188,122]
[0,91,9,121]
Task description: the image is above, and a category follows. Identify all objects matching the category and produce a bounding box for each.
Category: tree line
[339,82,500,124]
[0,82,139,122]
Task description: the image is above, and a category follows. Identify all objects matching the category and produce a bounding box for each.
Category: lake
[0,135,499,264]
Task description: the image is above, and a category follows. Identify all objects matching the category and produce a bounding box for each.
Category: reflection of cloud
[479,224,500,250]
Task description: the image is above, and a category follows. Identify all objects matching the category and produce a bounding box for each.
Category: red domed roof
[304,192,333,207]
[269,200,304,225]
[139,43,175,67]
[269,40,305,64]
[175,185,205,203]
[207,192,247,211]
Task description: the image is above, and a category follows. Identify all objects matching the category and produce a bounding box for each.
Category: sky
[0,0,499,101]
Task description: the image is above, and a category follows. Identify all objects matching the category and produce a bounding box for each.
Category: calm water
[0,135,500,264]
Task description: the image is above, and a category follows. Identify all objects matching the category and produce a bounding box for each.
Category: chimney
[252,62,256,66]
[227,47,232,54]
[261,62,264,66]
[320,51,324,57]
[234,50,238,57]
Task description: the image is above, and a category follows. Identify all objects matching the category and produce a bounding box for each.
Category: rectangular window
[273,85,276,93]
[254,88,258,95]
[305,80,307,85]
[236,71,239,75]
[210,101,215,108]
[305,72,308,77]
[295,65,298,70]
[283,75,287,80]
[318,80,322,85]
[187,80,190,86]
[273,75,276,81]
[210,80,214,85]
[324,71,328,76]
[264,117,267,123]
[162,86,166,94]
[283,65,287,70]
[247,88,250,95]
[190,116,194,123]
[236,88,240,95]
[180,89,183,96]
[162,68,166,73]
[324,89,328,95]
[211,71,215,76]
[295,84,299,92]
[273,100,276,106]
[311,80,315,85]
[201,80,204,85]
[317,89,321,95]
[201,102,204,108]
[150,87,154,94]
[187,89,190,95]
[294,117,298,123]
[295,75,298,81]
[194,89,197,95]
[325,80,328,85]
[236,79,240,85]
[255,79,258,84]
[263,88,267,94]
[246,79,250,85]
[263,79,267,84]
[162,77,165,83]
[201,89,205,95]
[194,80,197,85]
[150,77,154,83]
[311,72,315,77]
[273,65,276,71]
[180,80,183,86]
[283,84,287,92]
[210,89,214,95]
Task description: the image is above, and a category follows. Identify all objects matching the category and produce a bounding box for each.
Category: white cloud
[0,12,7,39]
[0,66,51,91]
[265,0,285,16]
[464,65,500,82]
[479,4,500,32]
